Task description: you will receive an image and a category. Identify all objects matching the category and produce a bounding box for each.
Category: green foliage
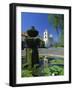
[48,14,64,30]
[22,54,64,77]
[48,14,64,46]
[54,16,59,29]
[32,64,40,76]
[21,70,32,77]
[43,67,51,76]
[60,29,64,46]
[21,65,64,77]
[49,66,64,75]
[40,40,45,47]
[22,63,29,70]
[22,64,40,77]
[36,38,45,47]
[50,59,64,64]
[35,38,40,46]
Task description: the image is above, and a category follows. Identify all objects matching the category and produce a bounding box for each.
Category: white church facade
[43,29,54,47]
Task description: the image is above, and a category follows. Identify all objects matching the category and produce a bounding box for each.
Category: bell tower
[43,29,49,47]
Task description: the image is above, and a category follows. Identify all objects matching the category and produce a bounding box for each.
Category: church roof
[21,32,28,37]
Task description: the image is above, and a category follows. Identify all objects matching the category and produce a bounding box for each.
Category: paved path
[38,48,64,57]
[22,48,64,57]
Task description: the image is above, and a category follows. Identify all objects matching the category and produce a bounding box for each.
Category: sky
[21,12,62,42]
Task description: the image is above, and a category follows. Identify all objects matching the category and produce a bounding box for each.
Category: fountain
[26,26,39,76]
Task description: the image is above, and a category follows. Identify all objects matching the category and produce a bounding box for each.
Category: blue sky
[21,12,62,42]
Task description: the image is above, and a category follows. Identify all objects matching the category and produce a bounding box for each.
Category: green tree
[36,38,45,47]
[48,14,64,46]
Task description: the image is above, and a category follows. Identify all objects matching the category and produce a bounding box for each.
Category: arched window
[45,36,46,38]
